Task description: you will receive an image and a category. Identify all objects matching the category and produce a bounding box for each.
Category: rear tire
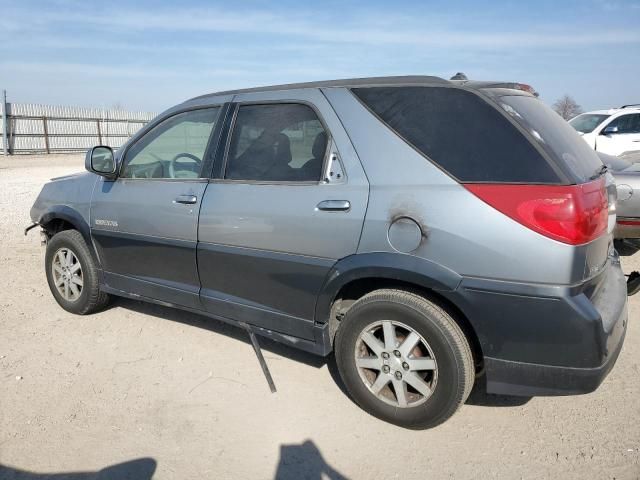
[45,229,110,315]
[334,289,474,429]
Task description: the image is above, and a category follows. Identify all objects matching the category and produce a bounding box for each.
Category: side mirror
[601,125,619,135]
[85,146,117,179]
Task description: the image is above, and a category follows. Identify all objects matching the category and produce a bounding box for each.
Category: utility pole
[2,90,8,155]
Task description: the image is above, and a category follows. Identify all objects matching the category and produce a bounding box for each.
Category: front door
[91,106,223,309]
[596,113,640,155]
[197,90,369,339]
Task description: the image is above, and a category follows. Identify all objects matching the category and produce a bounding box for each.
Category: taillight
[465,178,608,245]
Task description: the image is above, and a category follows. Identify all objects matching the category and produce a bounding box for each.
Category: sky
[1,0,639,113]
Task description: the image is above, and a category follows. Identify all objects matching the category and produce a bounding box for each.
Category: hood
[50,171,93,182]
[597,151,632,172]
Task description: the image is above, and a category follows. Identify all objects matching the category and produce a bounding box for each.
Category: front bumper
[447,256,628,397]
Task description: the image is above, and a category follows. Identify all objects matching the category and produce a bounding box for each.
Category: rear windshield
[497,95,604,182]
[569,113,610,133]
[352,86,562,183]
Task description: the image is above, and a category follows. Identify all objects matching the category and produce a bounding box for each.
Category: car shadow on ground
[113,297,326,369]
[0,458,156,479]
[465,377,532,407]
[113,298,531,409]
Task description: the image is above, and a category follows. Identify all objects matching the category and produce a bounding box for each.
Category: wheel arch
[315,253,484,369]
[37,205,102,269]
[38,205,91,244]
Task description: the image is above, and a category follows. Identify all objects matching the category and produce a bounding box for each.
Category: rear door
[197,89,369,339]
[91,105,227,309]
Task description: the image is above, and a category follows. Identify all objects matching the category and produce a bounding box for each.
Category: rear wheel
[45,229,110,314]
[335,289,474,429]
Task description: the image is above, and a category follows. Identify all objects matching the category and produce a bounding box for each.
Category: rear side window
[352,86,562,183]
[225,104,328,182]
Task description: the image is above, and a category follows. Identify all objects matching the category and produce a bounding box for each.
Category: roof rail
[188,75,449,100]
[621,104,640,109]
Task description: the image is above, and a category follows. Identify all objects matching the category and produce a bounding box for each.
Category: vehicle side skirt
[101,284,331,356]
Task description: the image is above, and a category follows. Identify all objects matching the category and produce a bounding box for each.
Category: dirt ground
[1,154,639,480]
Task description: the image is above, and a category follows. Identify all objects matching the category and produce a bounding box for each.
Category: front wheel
[45,229,110,315]
[334,289,474,429]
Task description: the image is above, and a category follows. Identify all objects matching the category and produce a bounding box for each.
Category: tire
[45,229,110,315]
[334,289,474,429]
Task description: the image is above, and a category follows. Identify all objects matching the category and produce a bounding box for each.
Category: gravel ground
[1,154,639,480]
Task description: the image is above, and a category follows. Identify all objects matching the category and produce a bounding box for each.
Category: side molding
[314,252,462,323]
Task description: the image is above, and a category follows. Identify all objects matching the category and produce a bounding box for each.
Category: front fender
[314,252,462,323]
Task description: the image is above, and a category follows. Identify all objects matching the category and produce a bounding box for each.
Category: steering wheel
[169,153,202,179]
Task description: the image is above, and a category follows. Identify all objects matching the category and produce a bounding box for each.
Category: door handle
[173,195,198,205]
[317,200,351,212]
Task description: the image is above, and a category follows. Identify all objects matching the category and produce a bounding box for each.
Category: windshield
[569,113,610,133]
[497,95,604,183]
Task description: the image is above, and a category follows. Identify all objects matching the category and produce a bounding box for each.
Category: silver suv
[29,76,628,428]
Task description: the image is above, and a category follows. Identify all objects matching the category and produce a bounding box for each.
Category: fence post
[2,90,8,155]
[42,117,50,154]
[96,119,102,145]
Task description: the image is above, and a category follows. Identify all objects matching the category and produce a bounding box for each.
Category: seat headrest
[312,131,328,160]
[274,133,292,164]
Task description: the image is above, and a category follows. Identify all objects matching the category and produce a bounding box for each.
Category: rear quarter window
[351,86,563,183]
[497,95,603,183]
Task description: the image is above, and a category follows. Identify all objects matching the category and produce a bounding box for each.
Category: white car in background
[569,105,640,156]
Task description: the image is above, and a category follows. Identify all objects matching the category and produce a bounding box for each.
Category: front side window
[606,114,640,134]
[225,104,328,182]
[569,114,610,134]
[122,108,220,179]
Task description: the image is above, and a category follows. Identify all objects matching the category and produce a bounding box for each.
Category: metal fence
[1,95,157,155]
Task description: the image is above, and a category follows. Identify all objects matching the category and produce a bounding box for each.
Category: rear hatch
[485,90,615,256]
[351,85,612,283]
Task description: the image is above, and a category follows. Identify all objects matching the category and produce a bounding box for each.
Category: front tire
[335,289,474,429]
[45,229,109,314]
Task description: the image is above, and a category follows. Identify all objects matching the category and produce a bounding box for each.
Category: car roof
[190,76,450,100]
[188,75,532,102]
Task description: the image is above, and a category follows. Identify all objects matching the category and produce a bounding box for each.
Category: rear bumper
[484,319,626,396]
[446,255,628,397]
[615,217,640,239]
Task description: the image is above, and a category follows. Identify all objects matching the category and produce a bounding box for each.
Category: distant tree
[553,95,583,120]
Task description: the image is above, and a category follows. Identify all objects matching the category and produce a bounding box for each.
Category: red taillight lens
[465,178,608,245]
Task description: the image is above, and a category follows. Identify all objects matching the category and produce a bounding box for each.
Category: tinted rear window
[351,86,562,183]
[498,95,603,182]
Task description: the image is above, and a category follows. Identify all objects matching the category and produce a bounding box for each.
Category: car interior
[225,104,328,182]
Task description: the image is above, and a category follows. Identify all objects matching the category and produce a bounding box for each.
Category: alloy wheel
[51,247,83,302]
[354,320,438,408]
